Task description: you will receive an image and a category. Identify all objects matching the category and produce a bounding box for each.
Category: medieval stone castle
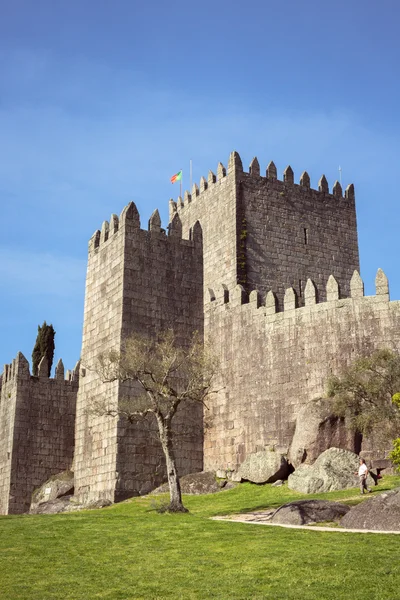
[1,151,399,514]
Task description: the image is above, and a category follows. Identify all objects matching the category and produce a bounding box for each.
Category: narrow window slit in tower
[304,228,308,245]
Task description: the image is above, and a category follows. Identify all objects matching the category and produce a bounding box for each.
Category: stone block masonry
[173,158,238,300]
[0,148,397,510]
[175,151,359,309]
[204,269,399,473]
[0,354,77,514]
[240,164,359,307]
[74,202,204,505]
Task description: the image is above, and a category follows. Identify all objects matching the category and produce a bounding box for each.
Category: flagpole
[180,172,182,199]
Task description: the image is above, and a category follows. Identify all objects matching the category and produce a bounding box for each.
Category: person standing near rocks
[357,458,371,495]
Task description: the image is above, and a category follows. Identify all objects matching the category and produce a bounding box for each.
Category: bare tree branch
[87,328,219,513]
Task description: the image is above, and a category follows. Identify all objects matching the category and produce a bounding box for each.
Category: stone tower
[73,203,204,504]
[0,353,77,514]
[173,151,359,307]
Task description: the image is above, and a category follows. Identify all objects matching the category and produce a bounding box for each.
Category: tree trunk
[156,415,187,513]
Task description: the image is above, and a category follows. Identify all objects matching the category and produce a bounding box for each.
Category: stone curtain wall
[74,202,204,504]
[0,353,77,515]
[204,270,400,473]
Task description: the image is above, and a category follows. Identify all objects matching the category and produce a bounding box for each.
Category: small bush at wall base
[389,438,400,472]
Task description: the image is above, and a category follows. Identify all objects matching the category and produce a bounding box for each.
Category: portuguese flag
[170,170,182,184]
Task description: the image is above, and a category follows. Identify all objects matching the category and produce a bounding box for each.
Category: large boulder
[341,488,400,531]
[288,448,374,494]
[288,398,358,468]
[270,499,350,525]
[237,450,289,484]
[30,470,74,513]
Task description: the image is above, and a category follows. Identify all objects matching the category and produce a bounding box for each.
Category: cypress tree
[32,322,56,377]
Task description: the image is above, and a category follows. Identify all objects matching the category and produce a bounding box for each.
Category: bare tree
[91,330,218,513]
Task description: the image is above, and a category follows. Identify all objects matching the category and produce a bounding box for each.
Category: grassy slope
[1,476,400,600]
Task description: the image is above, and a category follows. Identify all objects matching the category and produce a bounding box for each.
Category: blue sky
[0,0,399,373]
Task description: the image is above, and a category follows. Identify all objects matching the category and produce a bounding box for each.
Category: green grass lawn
[1,476,400,600]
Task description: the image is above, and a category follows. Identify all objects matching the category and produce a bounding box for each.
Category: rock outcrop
[30,496,113,514]
[270,499,350,525]
[236,450,289,484]
[30,470,74,513]
[30,471,115,514]
[340,488,400,531]
[288,398,358,468]
[30,496,74,515]
[288,448,374,494]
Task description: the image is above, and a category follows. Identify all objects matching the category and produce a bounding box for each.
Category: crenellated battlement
[1,352,29,385]
[206,269,391,318]
[88,202,138,253]
[1,353,80,386]
[171,150,355,216]
[89,201,202,256]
